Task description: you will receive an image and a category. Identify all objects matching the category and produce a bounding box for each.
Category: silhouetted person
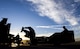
[21,26,36,45]
[62,26,68,34]
[63,26,68,31]
[26,27,36,45]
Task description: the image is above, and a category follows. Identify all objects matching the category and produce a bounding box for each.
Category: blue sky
[0,0,80,40]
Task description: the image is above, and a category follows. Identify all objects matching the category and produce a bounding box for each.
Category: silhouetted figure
[26,27,36,45]
[62,26,68,33]
[21,26,36,45]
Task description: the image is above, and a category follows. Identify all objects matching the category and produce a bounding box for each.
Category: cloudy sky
[0,0,80,39]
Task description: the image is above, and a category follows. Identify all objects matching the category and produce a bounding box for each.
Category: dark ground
[0,45,80,49]
[1,41,80,49]
[17,45,80,49]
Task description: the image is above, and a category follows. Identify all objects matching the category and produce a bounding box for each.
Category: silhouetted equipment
[36,36,48,44]
[49,31,75,45]
[36,26,75,45]
[21,27,36,45]
[8,34,14,47]
[14,34,22,47]
[1,18,75,47]
[21,26,75,46]
[0,18,11,46]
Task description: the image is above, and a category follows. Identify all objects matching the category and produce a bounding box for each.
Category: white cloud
[74,0,80,2]
[36,25,53,28]
[36,25,71,30]
[26,0,78,26]
[66,16,78,26]
[36,33,53,37]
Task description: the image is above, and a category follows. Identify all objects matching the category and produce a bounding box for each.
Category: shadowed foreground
[0,45,80,49]
[17,45,80,49]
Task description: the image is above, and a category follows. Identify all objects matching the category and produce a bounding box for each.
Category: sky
[0,0,80,40]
